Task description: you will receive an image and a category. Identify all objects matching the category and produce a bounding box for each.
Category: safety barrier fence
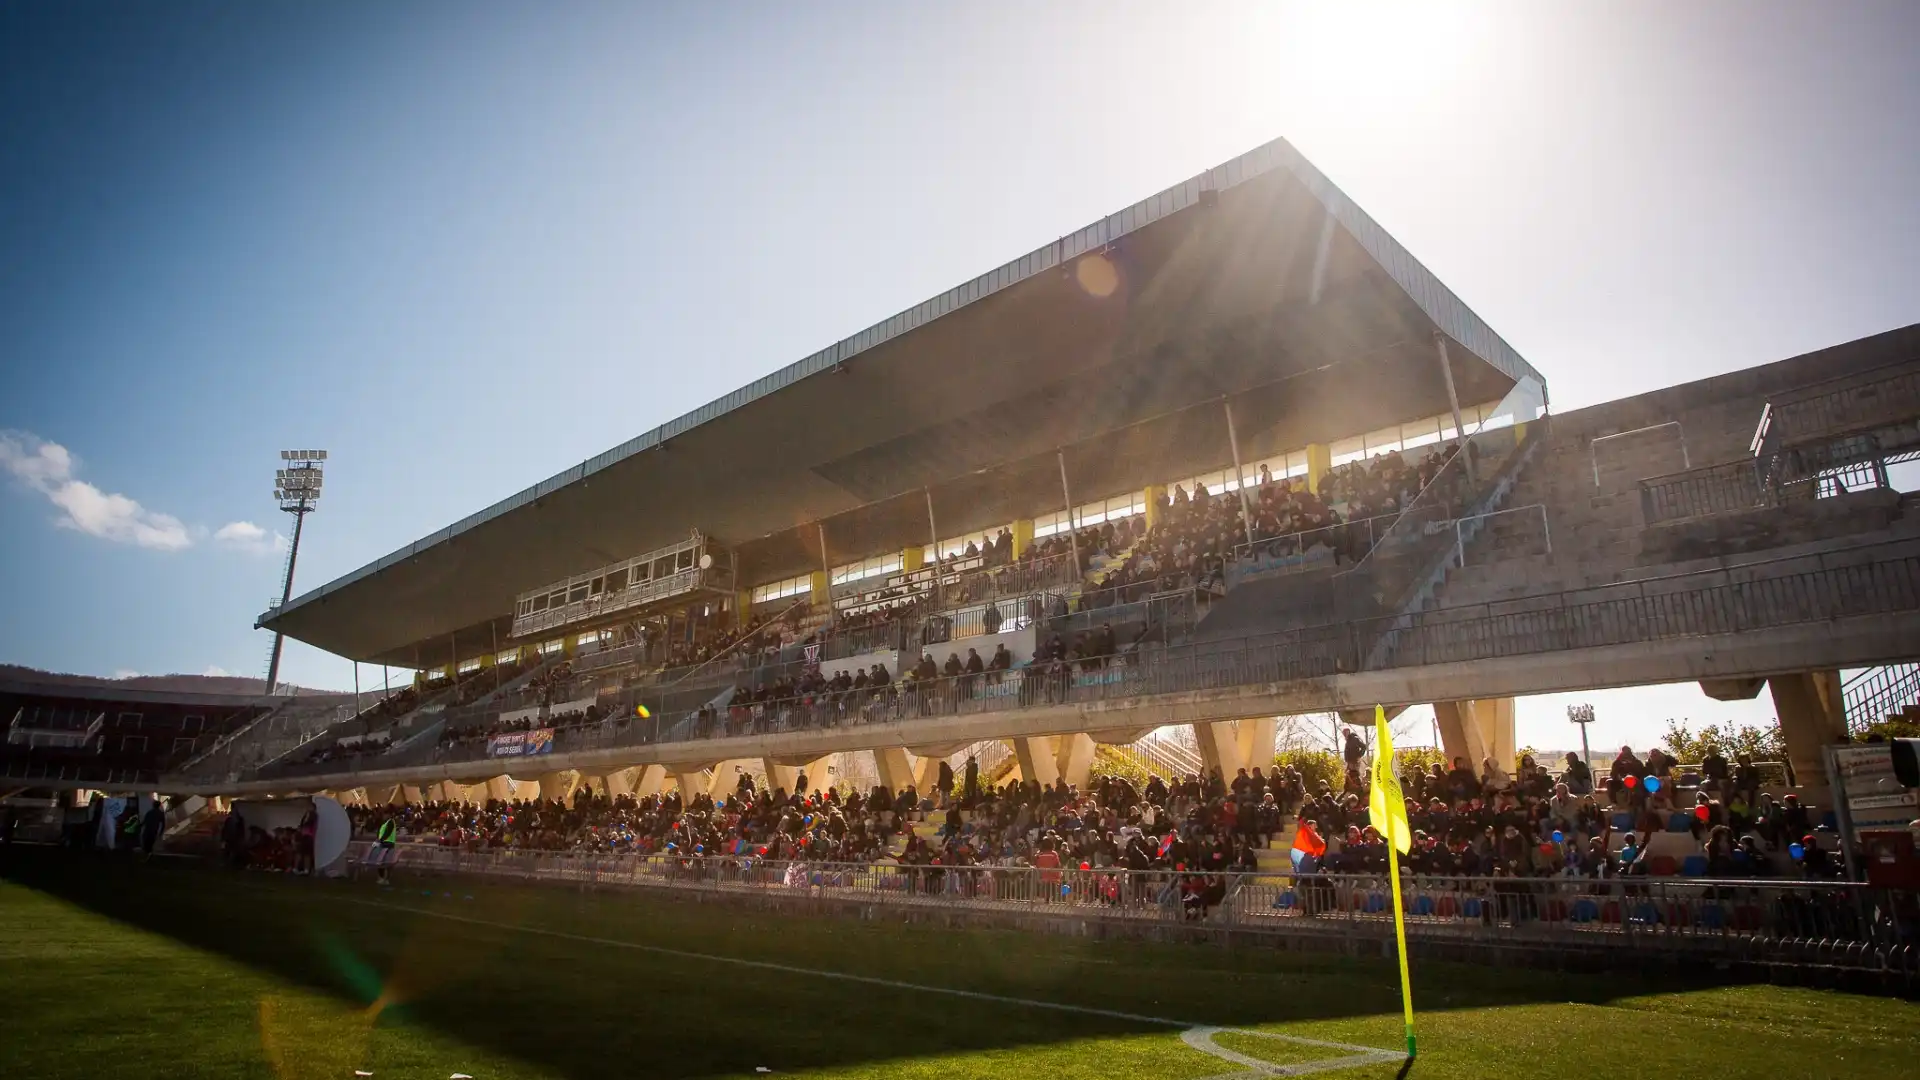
[263,541,1920,780]
[1640,456,1890,526]
[1842,663,1920,734]
[1755,360,1920,459]
[353,844,1919,975]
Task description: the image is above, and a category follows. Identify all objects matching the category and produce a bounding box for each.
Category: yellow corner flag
[1369,704,1417,1069]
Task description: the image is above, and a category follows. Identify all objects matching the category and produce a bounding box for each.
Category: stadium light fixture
[264,449,327,696]
[1566,703,1595,772]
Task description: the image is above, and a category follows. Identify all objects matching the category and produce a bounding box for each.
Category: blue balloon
[1643,776,1661,793]
[1789,843,1806,860]
[1551,830,1565,844]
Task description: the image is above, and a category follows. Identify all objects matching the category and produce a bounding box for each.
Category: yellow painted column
[809,570,829,607]
[901,546,925,572]
[1143,486,1167,530]
[1306,444,1332,495]
[1011,519,1035,559]
[736,589,754,619]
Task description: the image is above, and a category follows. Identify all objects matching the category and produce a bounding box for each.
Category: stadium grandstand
[74,136,1912,920]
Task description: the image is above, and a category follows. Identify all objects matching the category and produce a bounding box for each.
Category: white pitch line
[333,892,1400,1075]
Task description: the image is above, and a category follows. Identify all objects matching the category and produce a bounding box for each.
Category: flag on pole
[1370,704,1417,1068]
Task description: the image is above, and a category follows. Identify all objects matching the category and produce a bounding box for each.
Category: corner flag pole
[1370,705,1417,1073]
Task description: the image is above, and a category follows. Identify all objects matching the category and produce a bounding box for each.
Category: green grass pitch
[1,846,1915,1079]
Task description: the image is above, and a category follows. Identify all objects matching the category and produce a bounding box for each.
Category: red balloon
[1695,805,1711,821]
[1079,861,1091,871]
[1623,775,1638,788]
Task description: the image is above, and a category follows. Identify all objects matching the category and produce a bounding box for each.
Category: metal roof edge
[271,135,1531,632]
[1265,142,1544,390]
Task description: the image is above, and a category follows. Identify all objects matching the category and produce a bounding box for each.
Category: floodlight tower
[264,449,326,696]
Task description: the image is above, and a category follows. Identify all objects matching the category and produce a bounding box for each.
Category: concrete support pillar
[484,775,516,802]
[1189,718,1275,779]
[1054,732,1097,790]
[910,753,944,794]
[631,764,665,798]
[710,760,754,799]
[1769,671,1846,788]
[762,758,799,795]
[1306,443,1332,495]
[1011,736,1061,788]
[797,755,835,796]
[1011,519,1034,560]
[873,746,918,795]
[399,784,432,805]
[537,771,579,803]
[667,765,712,800]
[1432,698,1516,770]
[1236,717,1277,776]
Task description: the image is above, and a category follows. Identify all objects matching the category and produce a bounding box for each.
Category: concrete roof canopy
[260,137,1542,668]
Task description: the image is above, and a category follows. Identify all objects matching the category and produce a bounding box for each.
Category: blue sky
[2,1,1916,752]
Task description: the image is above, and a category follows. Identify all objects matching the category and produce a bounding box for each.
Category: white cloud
[213,520,287,556]
[202,665,233,678]
[112,669,141,680]
[0,430,192,551]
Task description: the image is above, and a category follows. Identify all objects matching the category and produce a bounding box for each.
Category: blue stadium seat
[1570,899,1600,923]
[1273,890,1297,910]
[1681,854,1709,876]
[1611,812,1634,831]
[1412,895,1436,916]
[1668,812,1693,833]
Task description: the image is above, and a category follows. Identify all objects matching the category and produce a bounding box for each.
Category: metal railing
[1757,360,1920,459]
[352,845,1919,975]
[1640,454,1890,525]
[1842,663,1920,733]
[1639,460,1780,524]
[221,538,1920,785]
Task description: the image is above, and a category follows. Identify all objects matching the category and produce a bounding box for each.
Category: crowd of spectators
[291,734,392,767]
[347,727,1841,925]
[1288,734,1838,881]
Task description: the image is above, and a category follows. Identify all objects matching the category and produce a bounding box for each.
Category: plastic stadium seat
[1648,854,1679,876]
[1696,904,1726,929]
[1668,812,1694,833]
[1821,811,1840,831]
[1733,905,1764,932]
[1681,854,1709,876]
[1611,812,1635,831]
[1364,891,1388,913]
[1412,895,1436,916]
[1601,900,1623,924]
[1543,899,1569,922]
[1461,897,1483,918]
[1571,899,1601,923]
[1436,895,1458,918]
[1273,890,1297,910]
[1630,902,1663,925]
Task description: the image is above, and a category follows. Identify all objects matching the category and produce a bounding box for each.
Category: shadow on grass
[0,844,1779,1080]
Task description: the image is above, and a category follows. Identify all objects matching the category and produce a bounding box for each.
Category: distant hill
[0,665,347,699]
